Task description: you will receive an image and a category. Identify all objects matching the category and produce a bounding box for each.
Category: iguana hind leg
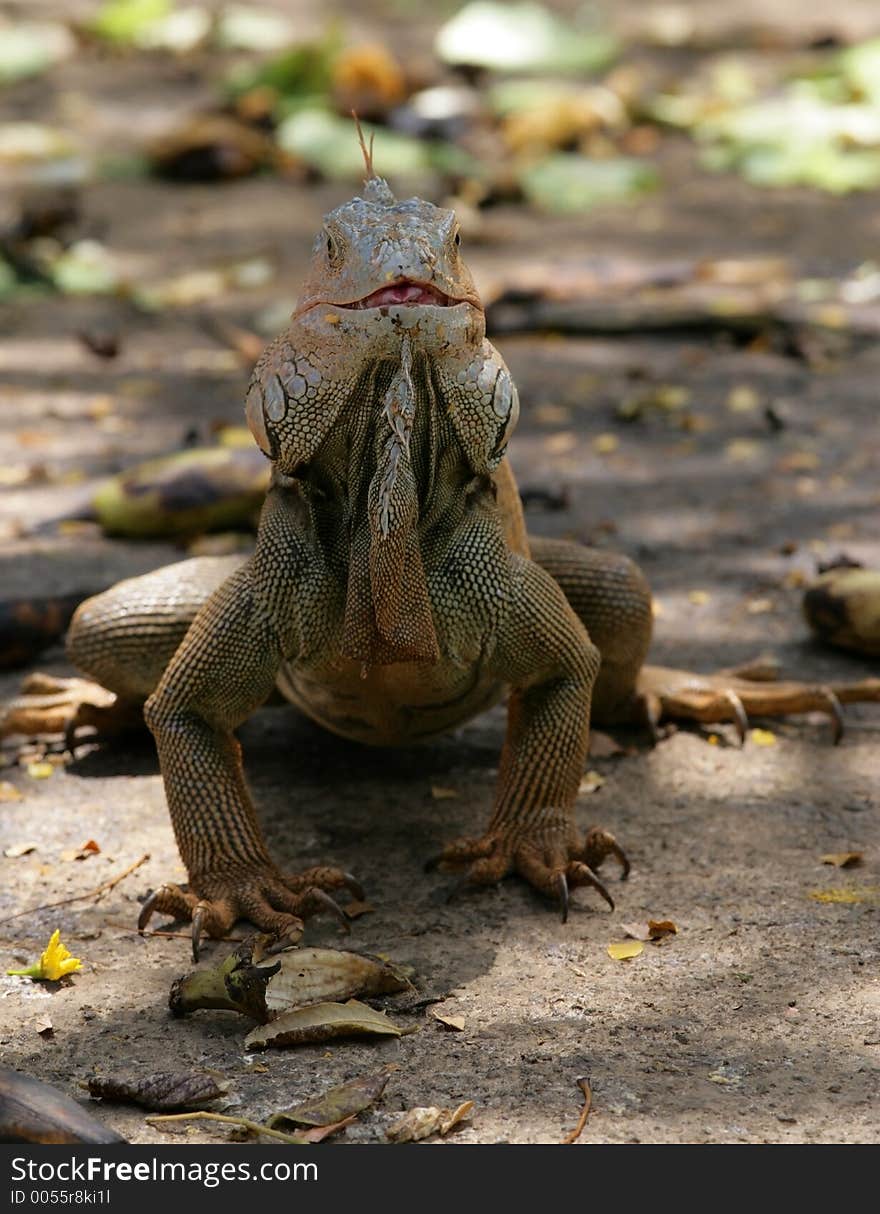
[530,539,879,743]
[636,661,880,745]
[0,556,244,744]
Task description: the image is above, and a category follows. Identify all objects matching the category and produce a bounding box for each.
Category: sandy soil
[0,0,878,1146]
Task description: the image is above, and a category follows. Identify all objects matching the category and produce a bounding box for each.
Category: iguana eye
[454,230,461,247]
[324,229,341,265]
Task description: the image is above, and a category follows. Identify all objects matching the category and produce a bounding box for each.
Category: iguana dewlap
[36,162,876,957]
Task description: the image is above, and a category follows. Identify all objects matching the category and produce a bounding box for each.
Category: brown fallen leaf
[4,842,37,858]
[34,1015,54,1038]
[0,782,23,801]
[342,900,375,919]
[430,1009,466,1031]
[431,785,459,799]
[87,1072,227,1112]
[620,922,652,942]
[262,948,413,1017]
[820,852,863,868]
[60,839,100,863]
[244,1000,409,1050]
[267,1066,395,1130]
[562,1077,592,1144]
[386,1101,474,1143]
[648,919,678,939]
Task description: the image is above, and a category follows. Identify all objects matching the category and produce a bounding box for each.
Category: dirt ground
[1,1,879,1146]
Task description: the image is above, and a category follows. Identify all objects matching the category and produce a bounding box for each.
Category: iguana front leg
[432,556,628,917]
[141,561,357,959]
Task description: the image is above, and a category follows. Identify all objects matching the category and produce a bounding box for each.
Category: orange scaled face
[294,178,482,319]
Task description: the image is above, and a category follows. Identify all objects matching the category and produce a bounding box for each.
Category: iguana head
[294,175,481,321]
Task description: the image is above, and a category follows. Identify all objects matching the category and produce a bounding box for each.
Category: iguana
[7,145,879,959]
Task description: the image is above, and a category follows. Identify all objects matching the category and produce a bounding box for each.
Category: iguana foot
[428,824,628,921]
[138,865,365,960]
[636,657,880,745]
[0,673,142,749]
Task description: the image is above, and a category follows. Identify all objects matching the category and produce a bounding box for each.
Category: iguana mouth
[342,280,451,309]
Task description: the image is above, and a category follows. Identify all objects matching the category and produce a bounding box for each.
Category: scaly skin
[13,169,875,957]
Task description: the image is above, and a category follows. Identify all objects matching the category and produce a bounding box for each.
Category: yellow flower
[7,929,82,981]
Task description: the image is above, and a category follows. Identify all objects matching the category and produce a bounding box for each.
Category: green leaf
[436,2,617,75]
[90,0,173,46]
[519,154,658,213]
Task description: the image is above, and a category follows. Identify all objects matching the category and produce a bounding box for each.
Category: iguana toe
[138,864,359,959]
[431,824,628,919]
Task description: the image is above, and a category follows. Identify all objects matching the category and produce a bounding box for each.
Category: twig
[106,919,247,945]
[0,853,150,926]
[562,1077,593,1145]
[145,1111,311,1145]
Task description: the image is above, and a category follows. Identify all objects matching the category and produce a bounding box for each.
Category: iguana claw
[636,660,870,746]
[137,864,361,958]
[431,822,628,918]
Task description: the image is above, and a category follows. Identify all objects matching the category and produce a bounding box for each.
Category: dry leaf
[725,439,760,462]
[87,1072,226,1111]
[687,590,711,605]
[431,786,459,799]
[607,940,644,961]
[268,1066,394,1130]
[34,1015,54,1038]
[343,900,374,919]
[295,1115,357,1143]
[809,887,880,905]
[263,948,413,1016]
[592,433,619,454]
[726,386,760,413]
[648,919,678,939]
[746,598,774,614]
[430,1009,466,1031]
[26,762,54,779]
[750,728,777,746]
[820,852,863,868]
[4,842,37,858]
[386,1101,474,1143]
[620,922,652,942]
[245,1000,408,1050]
[60,840,100,863]
[578,770,604,794]
[0,782,23,802]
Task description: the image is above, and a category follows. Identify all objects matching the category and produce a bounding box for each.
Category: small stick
[351,109,374,178]
[146,1111,312,1145]
[0,853,150,926]
[561,1076,593,1145]
[105,920,247,945]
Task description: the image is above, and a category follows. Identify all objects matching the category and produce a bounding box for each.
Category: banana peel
[90,442,269,538]
[803,568,880,656]
[0,1066,125,1144]
[169,937,413,1022]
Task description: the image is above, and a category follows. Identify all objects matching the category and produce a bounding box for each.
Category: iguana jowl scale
[36,156,876,957]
